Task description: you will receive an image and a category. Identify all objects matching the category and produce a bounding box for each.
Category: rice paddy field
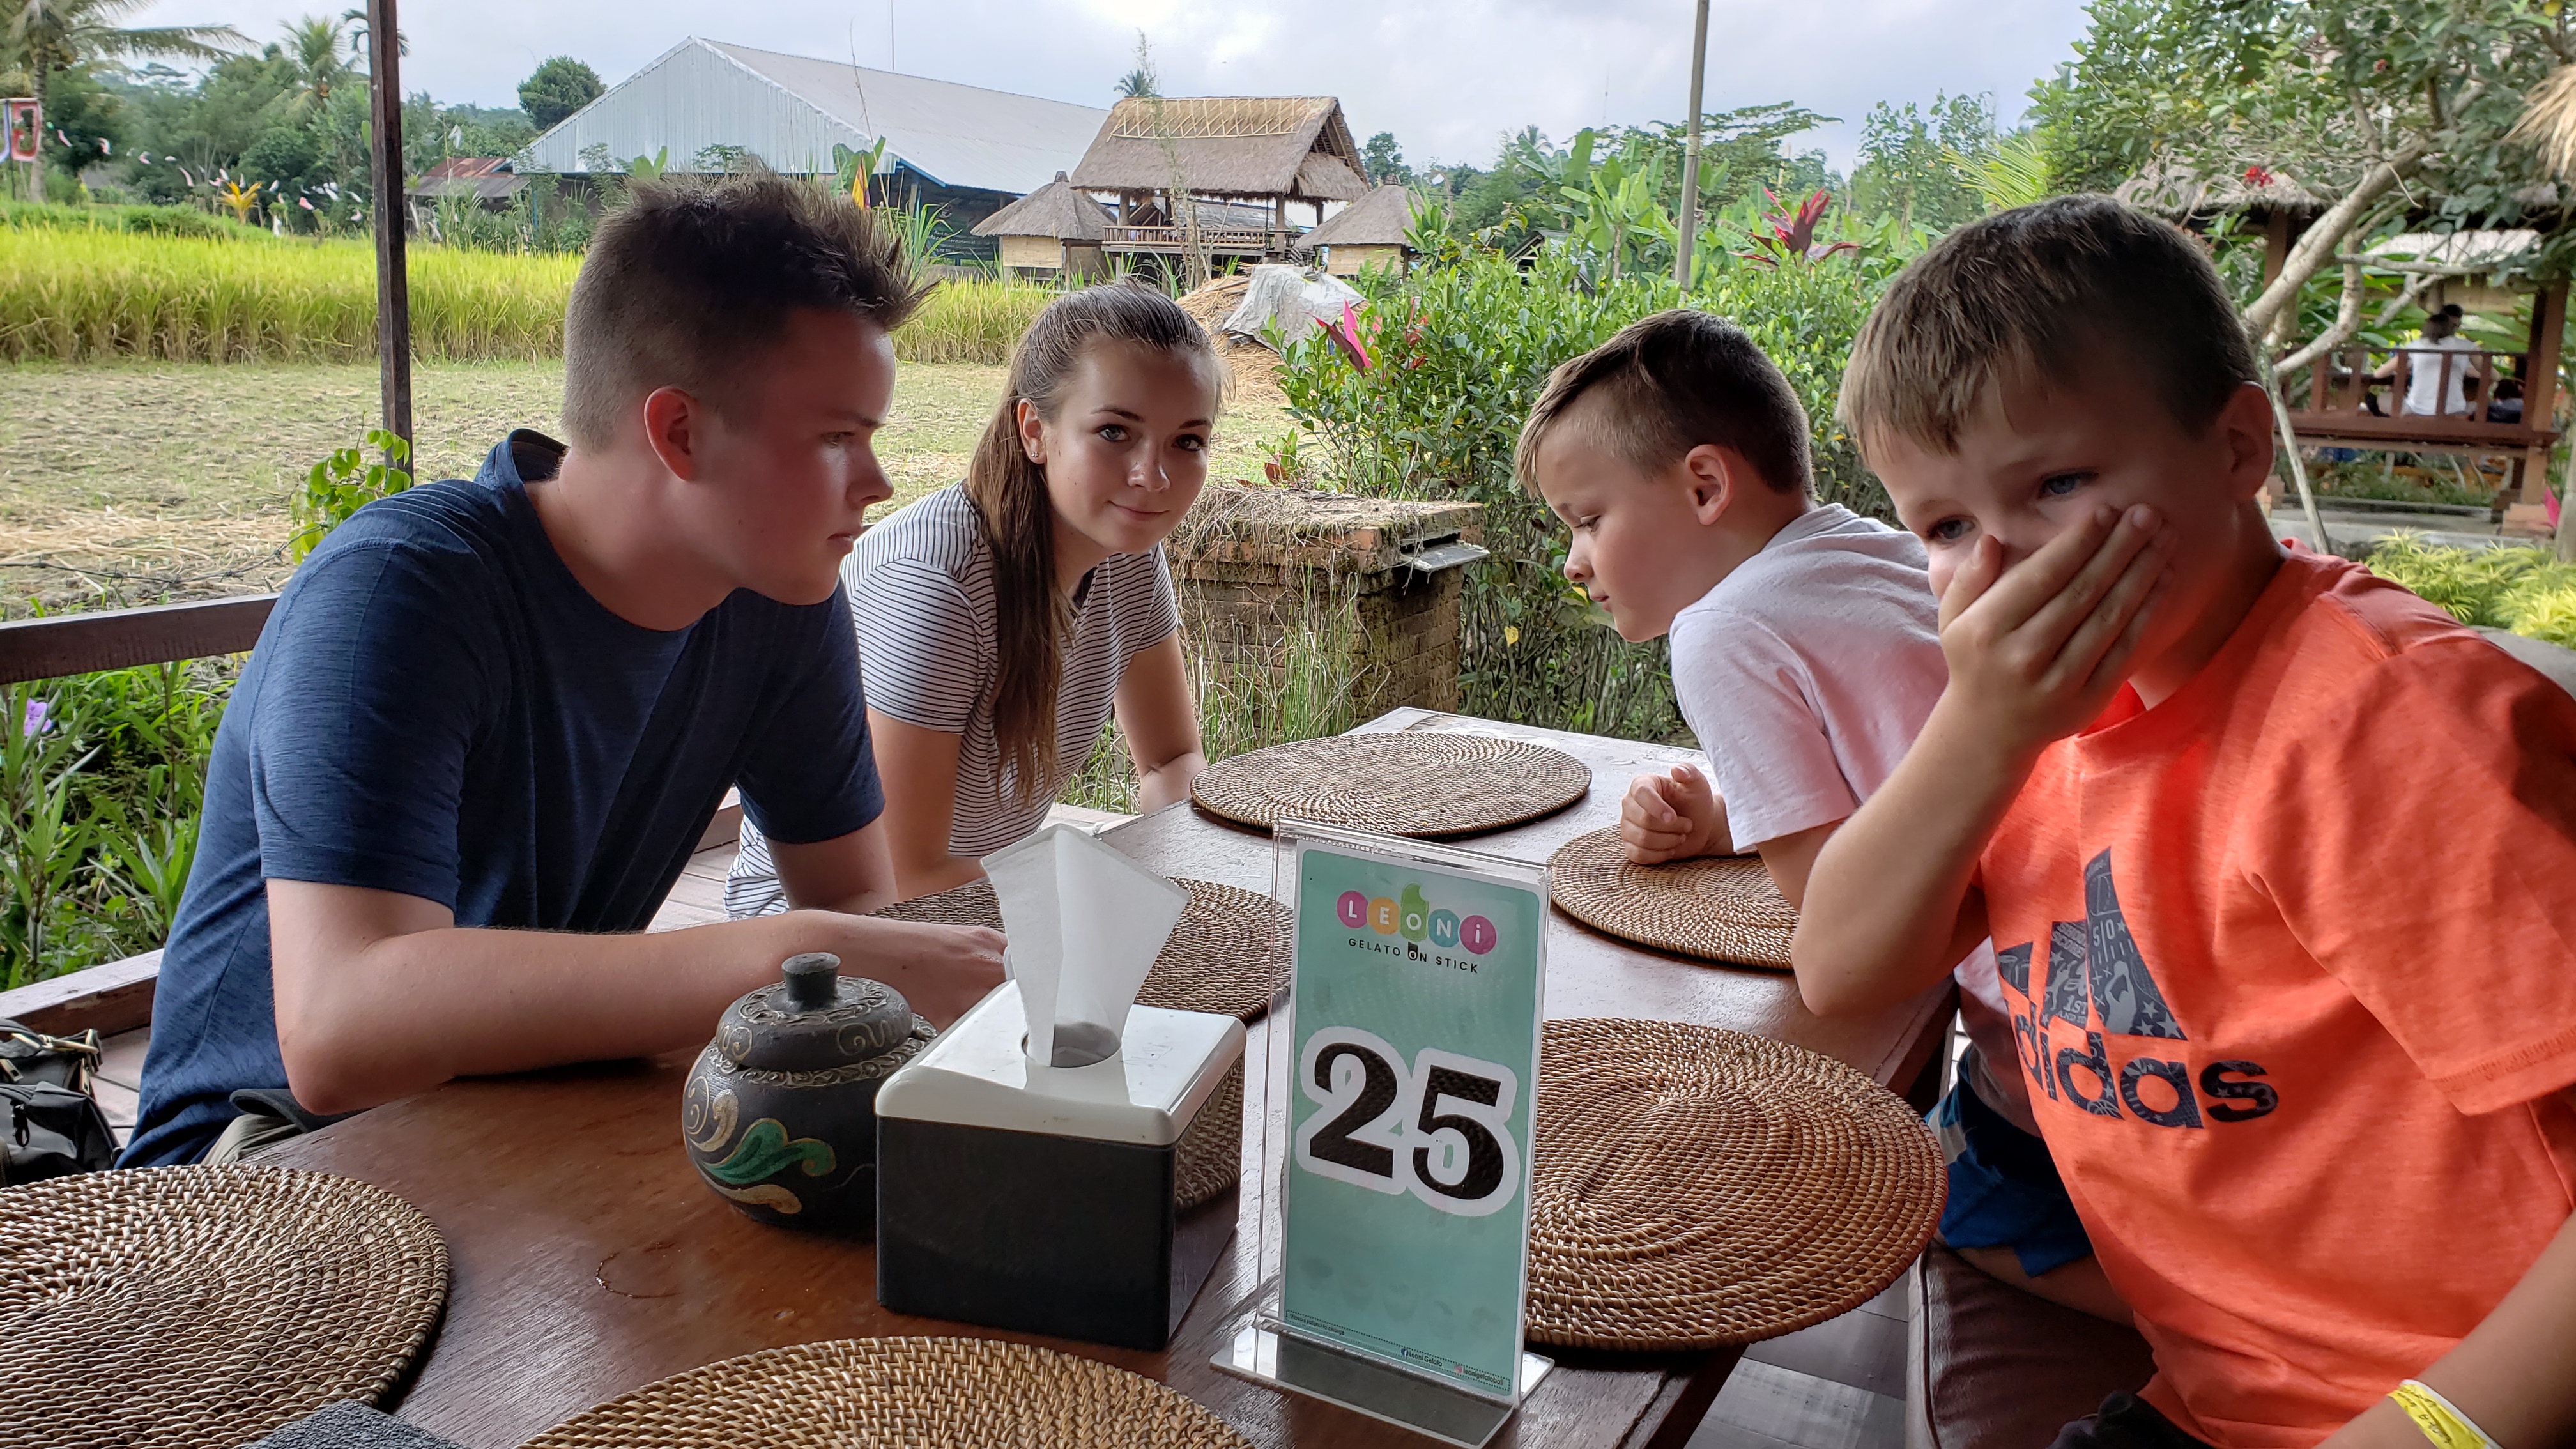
[0,226,1052,367]
[0,356,1299,615]
[0,213,1300,614]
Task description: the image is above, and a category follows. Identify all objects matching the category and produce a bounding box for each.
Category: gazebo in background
[973,172,1111,280]
[2123,165,2569,526]
[1067,96,1367,265]
[1296,185,1420,276]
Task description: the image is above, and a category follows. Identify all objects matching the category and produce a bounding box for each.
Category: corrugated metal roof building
[517,37,1109,256]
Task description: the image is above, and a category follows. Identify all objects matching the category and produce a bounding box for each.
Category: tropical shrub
[0,659,233,989]
[2364,533,2576,650]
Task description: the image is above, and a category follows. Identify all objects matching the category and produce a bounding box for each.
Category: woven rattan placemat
[1524,1018,1943,1350]
[1190,733,1591,837]
[520,1337,1252,1448]
[0,1164,450,1449]
[1547,825,1799,970]
[874,876,1289,1022]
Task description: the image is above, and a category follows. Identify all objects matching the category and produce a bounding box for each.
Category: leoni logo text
[1336,884,1499,955]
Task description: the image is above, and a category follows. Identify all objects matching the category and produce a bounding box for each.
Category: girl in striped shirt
[729,284,1220,913]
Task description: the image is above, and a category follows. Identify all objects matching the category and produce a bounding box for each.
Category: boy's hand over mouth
[1935,504,2169,759]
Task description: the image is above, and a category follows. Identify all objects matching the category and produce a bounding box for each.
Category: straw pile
[1177,275,1288,407]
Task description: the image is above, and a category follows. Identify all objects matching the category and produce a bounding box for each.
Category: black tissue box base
[877,1117,1236,1351]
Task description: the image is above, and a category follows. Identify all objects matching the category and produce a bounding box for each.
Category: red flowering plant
[1738,187,1862,268]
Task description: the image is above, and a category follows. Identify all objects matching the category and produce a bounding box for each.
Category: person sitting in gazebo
[2377,303,2478,417]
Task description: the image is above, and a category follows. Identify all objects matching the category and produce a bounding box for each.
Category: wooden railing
[1101,224,1294,254]
[0,594,277,687]
[2278,346,2557,450]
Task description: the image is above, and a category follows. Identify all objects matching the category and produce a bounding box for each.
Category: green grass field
[0,358,1298,613]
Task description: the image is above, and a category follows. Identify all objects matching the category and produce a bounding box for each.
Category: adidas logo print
[1994,850,2278,1130]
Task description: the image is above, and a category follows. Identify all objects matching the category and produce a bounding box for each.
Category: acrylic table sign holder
[1213,820,1552,1448]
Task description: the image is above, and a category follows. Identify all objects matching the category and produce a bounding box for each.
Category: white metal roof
[518,37,1108,195]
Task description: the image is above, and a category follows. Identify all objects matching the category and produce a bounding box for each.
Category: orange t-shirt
[1979,549,2576,1448]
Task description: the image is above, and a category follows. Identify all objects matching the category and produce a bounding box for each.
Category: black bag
[1,1018,116,1184]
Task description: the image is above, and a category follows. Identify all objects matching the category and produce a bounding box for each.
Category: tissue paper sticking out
[983,824,1189,1068]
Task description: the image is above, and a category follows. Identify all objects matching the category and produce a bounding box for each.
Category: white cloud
[124,0,2089,172]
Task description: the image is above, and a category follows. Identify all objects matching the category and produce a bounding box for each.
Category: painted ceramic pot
[682,951,934,1234]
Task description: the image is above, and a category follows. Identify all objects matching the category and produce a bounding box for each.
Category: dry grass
[0,358,1301,613]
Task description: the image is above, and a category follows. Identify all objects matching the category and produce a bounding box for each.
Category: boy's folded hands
[1620,763,1730,863]
[1934,503,2170,758]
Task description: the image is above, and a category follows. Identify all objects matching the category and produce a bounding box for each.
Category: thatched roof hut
[2114,161,2329,222]
[1297,185,1421,275]
[1069,96,1367,204]
[974,172,1112,241]
[972,172,1115,277]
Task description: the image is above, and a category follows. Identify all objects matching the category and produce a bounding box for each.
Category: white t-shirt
[1668,504,2033,1130]
[2399,335,2478,418]
[724,486,1179,918]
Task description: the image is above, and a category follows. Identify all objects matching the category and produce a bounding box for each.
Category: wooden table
[264,710,1954,1448]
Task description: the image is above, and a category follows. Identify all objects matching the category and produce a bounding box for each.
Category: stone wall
[1165,487,1485,719]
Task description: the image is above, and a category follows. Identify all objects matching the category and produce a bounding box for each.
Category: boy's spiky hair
[1515,309,1813,498]
[1837,195,2257,454]
[563,168,931,448]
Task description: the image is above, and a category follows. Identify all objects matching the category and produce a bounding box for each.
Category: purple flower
[20,700,47,738]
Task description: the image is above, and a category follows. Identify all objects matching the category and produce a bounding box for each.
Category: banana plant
[834,138,890,207]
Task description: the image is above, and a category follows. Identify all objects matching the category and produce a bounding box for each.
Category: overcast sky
[125,0,2092,172]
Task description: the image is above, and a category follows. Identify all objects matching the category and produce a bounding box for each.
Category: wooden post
[367,0,413,466]
[2259,209,2294,288]
[1671,0,1708,288]
[2517,280,2573,555]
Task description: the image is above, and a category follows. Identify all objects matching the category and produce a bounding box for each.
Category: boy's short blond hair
[1839,195,2257,455]
[1515,309,1813,497]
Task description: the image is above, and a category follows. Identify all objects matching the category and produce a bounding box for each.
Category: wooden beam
[0,950,160,1037]
[0,595,276,686]
[367,0,413,464]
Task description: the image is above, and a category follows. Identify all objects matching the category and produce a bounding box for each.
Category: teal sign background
[1279,842,1544,1395]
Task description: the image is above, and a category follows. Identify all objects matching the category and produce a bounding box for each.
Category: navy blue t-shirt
[126,431,882,1166]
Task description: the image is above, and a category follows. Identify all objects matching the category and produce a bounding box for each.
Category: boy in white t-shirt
[1519,309,2124,1321]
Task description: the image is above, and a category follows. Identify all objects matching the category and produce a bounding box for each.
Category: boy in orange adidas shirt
[1795,196,2576,1449]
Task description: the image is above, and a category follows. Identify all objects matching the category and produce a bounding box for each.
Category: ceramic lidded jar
[682,951,934,1234]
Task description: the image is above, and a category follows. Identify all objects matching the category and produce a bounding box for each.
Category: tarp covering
[1220,264,1365,346]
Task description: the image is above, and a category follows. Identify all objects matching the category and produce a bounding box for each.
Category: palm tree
[276,14,353,118]
[339,4,404,65]
[5,0,245,199]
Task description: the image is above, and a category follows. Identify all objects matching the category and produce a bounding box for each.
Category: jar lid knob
[781,953,841,1010]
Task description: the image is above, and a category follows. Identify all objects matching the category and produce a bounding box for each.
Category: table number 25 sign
[1275,825,1547,1398]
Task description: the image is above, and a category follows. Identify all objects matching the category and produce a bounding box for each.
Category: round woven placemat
[1524,1018,1943,1350]
[1190,733,1591,837]
[0,1164,450,1449]
[1547,825,1800,970]
[522,1336,1252,1448]
[875,876,1289,1022]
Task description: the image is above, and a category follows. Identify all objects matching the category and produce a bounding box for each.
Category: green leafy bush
[2362,533,2576,651]
[1,199,265,240]
[1,659,233,989]
[291,430,414,562]
[1276,245,1894,741]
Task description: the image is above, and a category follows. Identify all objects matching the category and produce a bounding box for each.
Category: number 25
[1295,1027,1522,1218]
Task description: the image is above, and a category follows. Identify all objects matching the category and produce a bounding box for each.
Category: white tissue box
[875,981,1246,1349]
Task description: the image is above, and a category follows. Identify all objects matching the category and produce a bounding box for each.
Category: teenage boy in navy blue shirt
[128,173,1007,1167]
